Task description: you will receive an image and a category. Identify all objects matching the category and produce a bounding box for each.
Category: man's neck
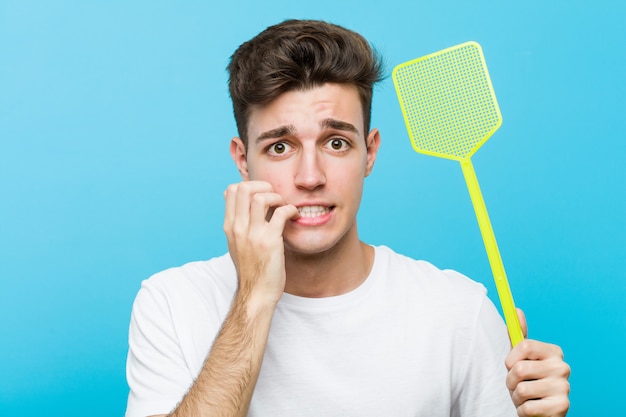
[283,237,374,298]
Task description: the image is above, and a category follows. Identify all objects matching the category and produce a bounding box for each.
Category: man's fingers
[506,339,564,369]
[515,395,571,417]
[224,181,273,230]
[223,183,238,232]
[516,308,528,339]
[509,377,571,404]
[506,355,571,390]
[249,192,290,227]
[234,182,273,228]
[268,204,300,229]
[505,338,571,417]
[224,181,298,247]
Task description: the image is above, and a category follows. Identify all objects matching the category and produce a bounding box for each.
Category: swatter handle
[459,159,524,347]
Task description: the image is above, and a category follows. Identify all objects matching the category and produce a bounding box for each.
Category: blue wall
[1,0,624,415]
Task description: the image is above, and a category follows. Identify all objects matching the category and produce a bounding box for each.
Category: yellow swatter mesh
[393,42,502,161]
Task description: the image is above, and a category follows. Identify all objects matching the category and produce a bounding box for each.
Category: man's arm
[145,291,274,417]
[166,287,276,416]
[505,309,571,417]
[152,181,298,417]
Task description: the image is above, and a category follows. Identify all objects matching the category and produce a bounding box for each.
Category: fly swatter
[392,41,524,346]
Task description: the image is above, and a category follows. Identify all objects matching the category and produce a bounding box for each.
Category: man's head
[227,19,384,146]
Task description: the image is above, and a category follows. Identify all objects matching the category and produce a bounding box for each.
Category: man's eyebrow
[320,118,360,135]
[254,119,359,144]
[255,125,296,143]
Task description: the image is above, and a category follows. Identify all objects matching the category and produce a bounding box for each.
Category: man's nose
[294,148,326,190]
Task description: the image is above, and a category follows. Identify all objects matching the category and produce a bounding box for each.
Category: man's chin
[282,230,352,260]
[284,242,333,258]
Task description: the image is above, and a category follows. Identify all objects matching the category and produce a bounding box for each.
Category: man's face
[230,83,380,256]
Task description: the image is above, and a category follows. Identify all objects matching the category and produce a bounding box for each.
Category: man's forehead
[246,84,364,141]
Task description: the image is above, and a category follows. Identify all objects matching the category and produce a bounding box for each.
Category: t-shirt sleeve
[125,281,194,417]
[453,294,517,417]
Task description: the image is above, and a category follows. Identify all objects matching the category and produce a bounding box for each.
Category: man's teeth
[297,205,330,218]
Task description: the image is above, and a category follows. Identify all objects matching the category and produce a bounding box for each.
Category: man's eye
[327,138,349,151]
[268,142,291,155]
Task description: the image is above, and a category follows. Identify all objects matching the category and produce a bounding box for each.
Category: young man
[126,19,570,417]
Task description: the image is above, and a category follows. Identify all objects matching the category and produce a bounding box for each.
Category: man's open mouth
[297,205,332,218]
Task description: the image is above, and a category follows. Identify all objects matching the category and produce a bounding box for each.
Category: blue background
[1,0,624,415]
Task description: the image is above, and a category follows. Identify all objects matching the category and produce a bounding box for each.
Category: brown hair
[227,19,385,146]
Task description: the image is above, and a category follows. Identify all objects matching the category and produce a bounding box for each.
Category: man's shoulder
[373,245,487,297]
[137,253,237,302]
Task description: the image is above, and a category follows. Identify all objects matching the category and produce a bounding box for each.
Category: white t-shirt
[126,245,516,417]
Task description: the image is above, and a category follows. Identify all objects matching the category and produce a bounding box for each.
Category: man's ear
[230,137,250,180]
[364,128,381,177]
